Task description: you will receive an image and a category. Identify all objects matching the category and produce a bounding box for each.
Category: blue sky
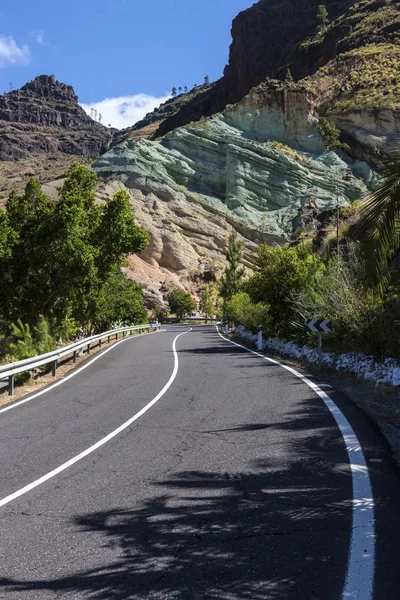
[0,0,255,128]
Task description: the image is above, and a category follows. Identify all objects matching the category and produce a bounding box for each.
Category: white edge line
[0,330,160,415]
[0,330,189,508]
[216,328,375,600]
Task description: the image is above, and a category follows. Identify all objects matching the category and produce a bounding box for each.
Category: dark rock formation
[155,0,400,138]
[0,75,111,161]
[0,75,116,202]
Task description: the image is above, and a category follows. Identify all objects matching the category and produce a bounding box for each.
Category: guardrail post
[99,338,102,348]
[87,342,91,354]
[52,359,57,377]
[108,335,110,344]
[8,375,14,396]
[73,350,77,363]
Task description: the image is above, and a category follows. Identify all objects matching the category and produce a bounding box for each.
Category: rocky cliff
[3,1,399,305]
[154,0,400,161]
[92,83,374,302]
[0,75,112,203]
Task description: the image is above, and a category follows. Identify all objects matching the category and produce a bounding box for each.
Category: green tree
[94,272,147,331]
[318,117,350,152]
[0,164,149,329]
[96,189,149,274]
[220,231,245,304]
[285,68,294,84]
[167,289,197,319]
[204,75,210,85]
[317,4,329,29]
[171,87,177,97]
[199,285,216,322]
[246,245,323,336]
[0,210,17,262]
[357,150,400,288]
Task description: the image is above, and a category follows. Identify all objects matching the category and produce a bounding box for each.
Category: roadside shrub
[246,244,324,337]
[167,288,197,319]
[4,316,57,381]
[8,320,36,362]
[292,245,400,358]
[225,292,271,334]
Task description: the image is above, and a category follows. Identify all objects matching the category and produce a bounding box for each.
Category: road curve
[0,325,399,600]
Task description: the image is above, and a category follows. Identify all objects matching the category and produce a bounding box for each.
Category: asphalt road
[0,325,399,599]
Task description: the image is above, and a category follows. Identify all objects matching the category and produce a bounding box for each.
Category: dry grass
[0,154,88,206]
[301,43,400,113]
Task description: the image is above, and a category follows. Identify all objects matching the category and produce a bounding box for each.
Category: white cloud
[81,93,171,129]
[29,30,45,45]
[0,35,30,68]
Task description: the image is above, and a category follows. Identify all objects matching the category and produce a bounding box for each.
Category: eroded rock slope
[92,83,374,300]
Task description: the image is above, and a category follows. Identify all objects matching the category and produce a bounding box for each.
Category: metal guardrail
[0,323,161,396]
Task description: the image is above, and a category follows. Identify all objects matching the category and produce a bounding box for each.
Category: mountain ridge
[0,75,113,203]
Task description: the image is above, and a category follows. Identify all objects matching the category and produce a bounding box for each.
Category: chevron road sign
[307,318,333,333]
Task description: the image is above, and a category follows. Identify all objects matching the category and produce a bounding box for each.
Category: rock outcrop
[0,75,113,203]
[3,1,398,304]
[154,0,400,153]
[300,43,400,164]
[91,83,374,300]
[94,179,260,308]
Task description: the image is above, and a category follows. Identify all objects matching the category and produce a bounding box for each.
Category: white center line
[0,330,189,509]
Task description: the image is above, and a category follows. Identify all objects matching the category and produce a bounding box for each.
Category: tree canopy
[220,231,245,303]
[167,289,197,319]
[245,244,323,335]
[0,164,149,333]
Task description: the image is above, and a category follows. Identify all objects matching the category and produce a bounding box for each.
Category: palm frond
[357,150,400,288]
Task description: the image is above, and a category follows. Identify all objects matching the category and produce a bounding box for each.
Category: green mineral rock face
[93,90,373,242]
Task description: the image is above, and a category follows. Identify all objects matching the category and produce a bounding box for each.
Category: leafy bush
[8,320,36,361]
[167,289,197,319]
[35,315,57,354]
[6,315,56,364]
[245,245,324,337]
[225,292,271,334]
[318,117,350,152]
[94,272,147,332]
[151,304,169,321]
[292,245,400,358]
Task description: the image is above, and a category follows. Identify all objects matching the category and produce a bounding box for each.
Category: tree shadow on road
[0,400,353,600]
